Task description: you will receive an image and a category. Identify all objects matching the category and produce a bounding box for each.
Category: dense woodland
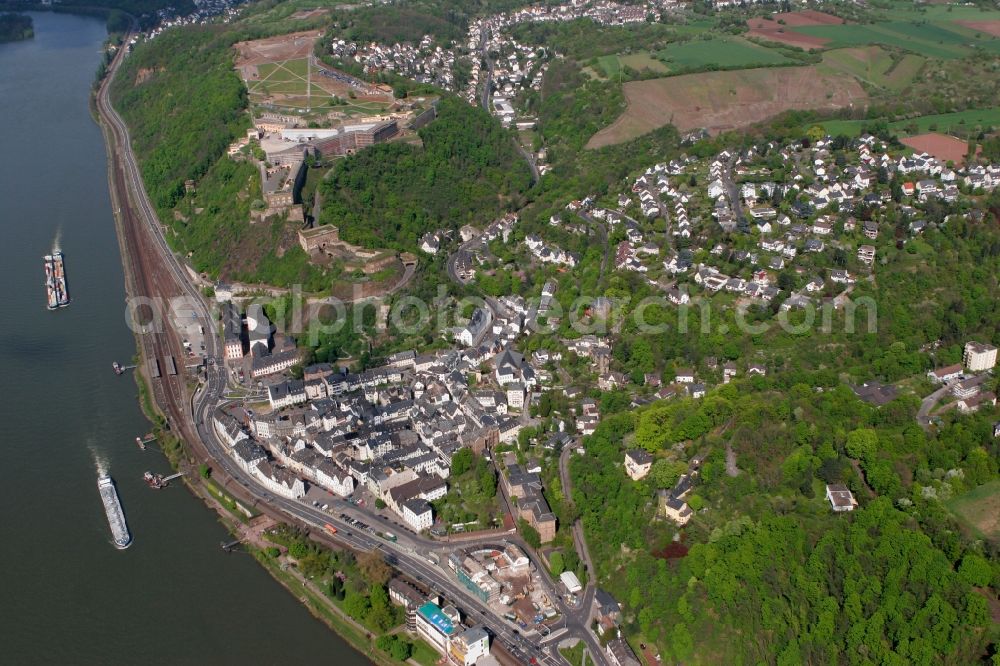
[511,16,679,61]
[572,383,998,664]
[0,12,31,42]
[112,27,249,213]
[319,97,532,250]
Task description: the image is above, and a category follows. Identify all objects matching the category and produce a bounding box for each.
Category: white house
[254,462,306,500]
[402,498,433,532]
[315,461,355,497]
[624,449,653,481]
[825,484,857,512]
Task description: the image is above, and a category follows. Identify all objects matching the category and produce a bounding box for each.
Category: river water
[0,13,368,664]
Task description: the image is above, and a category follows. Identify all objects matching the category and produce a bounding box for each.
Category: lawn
[597,54,621,79]
[655,37,793,71]
[560,641,590,666]
[410,639,442,666]
[947,479,1000,540]
[620,52,669,74]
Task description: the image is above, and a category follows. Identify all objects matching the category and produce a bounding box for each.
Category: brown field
[587,67,867,148]
[747,10,845,49]
[955,19,1000,37]
[771,9,845,27]
[900,132,970,165]
[234,30,322,71]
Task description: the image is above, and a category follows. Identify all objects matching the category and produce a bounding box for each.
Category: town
[96,0,1000,665]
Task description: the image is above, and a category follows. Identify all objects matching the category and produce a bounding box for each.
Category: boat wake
[89,444,109,477]
[52,225,62,254]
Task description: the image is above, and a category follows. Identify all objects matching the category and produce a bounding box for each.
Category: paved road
[478,26,539,185]
[440,237,608,664]
[721,153,743,231]
[557,444,597,623]
[575,211,609,287]
[101,30,607,666]
[917,381,953,431]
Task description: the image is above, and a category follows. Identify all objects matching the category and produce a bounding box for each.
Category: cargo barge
[44,251,70,309]
[98,474,132,549]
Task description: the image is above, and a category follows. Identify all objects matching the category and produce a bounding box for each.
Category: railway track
[96,35,210,457]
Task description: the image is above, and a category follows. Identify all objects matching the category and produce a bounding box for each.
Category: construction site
[234,31,394,116]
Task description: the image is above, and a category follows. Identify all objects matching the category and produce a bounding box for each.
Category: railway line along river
[0,12,368,664]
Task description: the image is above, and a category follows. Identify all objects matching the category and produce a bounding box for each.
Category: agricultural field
[747,9,845,49]
[793,20,1000,59]
[819,46,924,91]
[655,37,794,72]
[586,66,867,147]
[596,52,668,78]
[818,107,1000,138]
[748,5,1000,58]
[947,480,1000,540]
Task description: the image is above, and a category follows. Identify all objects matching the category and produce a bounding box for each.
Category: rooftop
[417,602,455,636]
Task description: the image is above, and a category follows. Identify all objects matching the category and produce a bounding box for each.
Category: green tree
[519,519,541,549]
[343,591,371,621]
[846,428,878,462]
[549,551,565,575]
[957,554,993,587]
[288,540,310,560]
[451,447,474,476]
[649,459,687,489]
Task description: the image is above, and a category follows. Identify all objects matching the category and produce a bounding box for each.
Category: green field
[656,37,793,71]
[795,21,1000,59]
[597,54,622,78]
[819,46,923,91]
[880,2,1000,23]
[947,479,1000,540]
[597,51,669,78]
[818,107,1000,138]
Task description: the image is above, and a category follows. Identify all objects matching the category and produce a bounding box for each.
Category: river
[0,12,368,664]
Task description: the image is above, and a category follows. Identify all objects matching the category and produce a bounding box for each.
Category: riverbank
[2,12,368,661]
[90,27,418,666]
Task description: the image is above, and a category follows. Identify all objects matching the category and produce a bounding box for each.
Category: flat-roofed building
[964,341,997,372]
[298,225,340,253]
[825,484,858,512]
[448,626,489,666]
[416,602,456,654]
[388,578,426,632]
